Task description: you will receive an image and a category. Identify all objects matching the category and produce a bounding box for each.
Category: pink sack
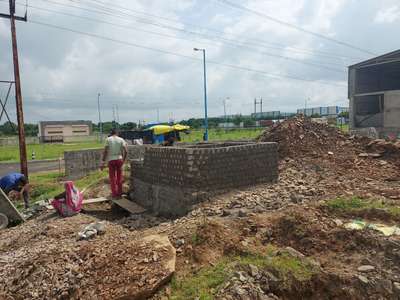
[51,181,83,217]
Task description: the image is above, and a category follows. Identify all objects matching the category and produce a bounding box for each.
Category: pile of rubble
[258,115,400,162]
[0,215,175,299]
[257,116,357,158]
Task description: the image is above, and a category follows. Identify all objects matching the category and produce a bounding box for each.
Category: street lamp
[194,47,208,141]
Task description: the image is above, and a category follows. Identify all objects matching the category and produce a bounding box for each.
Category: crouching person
[0,172,30,209]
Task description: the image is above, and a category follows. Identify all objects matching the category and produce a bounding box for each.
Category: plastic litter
[344,219,400,236]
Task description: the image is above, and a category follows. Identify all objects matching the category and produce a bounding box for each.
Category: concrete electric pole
[0,0,28,178]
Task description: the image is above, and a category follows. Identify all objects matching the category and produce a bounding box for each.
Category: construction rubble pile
[1,116,400,299]
[0,214,175,300]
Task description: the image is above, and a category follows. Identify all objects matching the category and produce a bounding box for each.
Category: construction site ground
[1,117,400,299]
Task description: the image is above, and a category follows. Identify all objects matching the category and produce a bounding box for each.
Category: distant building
[38,120,92,143]
[348,49,400,138]
[251,111,294,119]
[297,106,348,117]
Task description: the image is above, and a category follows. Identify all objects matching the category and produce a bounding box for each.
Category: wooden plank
[0,188,25,223]
[46,197,109,210]
[111,198,146,214]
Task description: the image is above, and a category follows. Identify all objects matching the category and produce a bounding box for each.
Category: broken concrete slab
[0,188,24,226]
[111,198,147,215]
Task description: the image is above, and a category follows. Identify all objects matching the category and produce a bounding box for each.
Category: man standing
[0,172,30,208]
[101,129,128,199]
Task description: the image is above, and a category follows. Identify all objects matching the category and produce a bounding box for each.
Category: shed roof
[349,49,400,69]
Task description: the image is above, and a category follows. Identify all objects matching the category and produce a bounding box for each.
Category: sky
[0,0,399,124]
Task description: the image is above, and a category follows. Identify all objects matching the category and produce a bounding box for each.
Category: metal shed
[348,49,400,138]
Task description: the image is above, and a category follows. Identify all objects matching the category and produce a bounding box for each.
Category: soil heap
[0,214,175,300]
[257,115,361,159]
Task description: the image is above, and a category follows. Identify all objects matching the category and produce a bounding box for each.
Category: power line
[28,19,347,87]
[22,3,345,72]
[25,0,361,62]
[81,0,363,61]
[216,0,377,56]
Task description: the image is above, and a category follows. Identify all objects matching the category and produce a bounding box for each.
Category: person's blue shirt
[0,173,24,191]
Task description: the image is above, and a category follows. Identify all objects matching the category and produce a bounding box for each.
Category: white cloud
[374,5,400,23]
[0,0,397,124]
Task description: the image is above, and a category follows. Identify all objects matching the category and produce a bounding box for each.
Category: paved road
[0,159,64,177]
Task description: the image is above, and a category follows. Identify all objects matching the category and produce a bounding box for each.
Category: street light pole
[194,48,208,141]
[97,93,102,141]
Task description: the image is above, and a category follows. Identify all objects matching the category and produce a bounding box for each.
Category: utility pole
[0,0,28,178]
[112,104,116,128]
[97,93,102,141]
[223,97,229,125]
[260,97,263,114]
[194,48,208,141]
[254,98,262,119]
[116,104,120,128]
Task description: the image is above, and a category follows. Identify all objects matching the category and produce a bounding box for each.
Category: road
[0,159,64,177]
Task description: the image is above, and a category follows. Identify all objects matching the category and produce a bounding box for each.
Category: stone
[175,239,185,247]
[289,193,302,204]
[333,219,343,226]
[238,210,247,218]
[222,209,231,217]
[236,271,247,282]
[285,246,305,258]
[357,265,375,273]
[357,275,369,285]
[393,282,400,294]
[249,264,259,277]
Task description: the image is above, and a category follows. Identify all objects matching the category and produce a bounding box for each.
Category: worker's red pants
[108,159,124,197]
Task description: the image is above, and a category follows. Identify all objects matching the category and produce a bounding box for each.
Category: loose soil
[1,116,400,299]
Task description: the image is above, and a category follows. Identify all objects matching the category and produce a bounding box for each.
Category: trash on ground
[344,219,400,236]
[77,221,106,240]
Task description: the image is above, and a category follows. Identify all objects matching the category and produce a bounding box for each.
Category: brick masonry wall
[130,142,278,217]
[65,145,146,179]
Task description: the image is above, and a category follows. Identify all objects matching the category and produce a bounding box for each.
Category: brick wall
[65,145,146,179]
[130,142,278,217]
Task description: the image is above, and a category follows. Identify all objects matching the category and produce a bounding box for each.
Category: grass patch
[326,197,400,217]
[27,170,107,203]
[0,141,102,162]
[181,128,263,143]
[170,261,228,300]
[170,247,318,300]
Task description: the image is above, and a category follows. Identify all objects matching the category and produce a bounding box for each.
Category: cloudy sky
[0,0,399,124]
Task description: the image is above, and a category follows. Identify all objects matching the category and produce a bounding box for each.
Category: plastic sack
[51,181,83,217]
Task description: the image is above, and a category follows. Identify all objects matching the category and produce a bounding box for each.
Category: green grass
[181,128,264,143]
[326,197,400,217]
[27,169,107,204]
[170,261,228,300]
[0,141,103,162]
[336,124,349,133]
[170,247,318,300]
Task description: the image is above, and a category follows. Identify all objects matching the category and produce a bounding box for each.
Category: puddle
[344,220,400,236]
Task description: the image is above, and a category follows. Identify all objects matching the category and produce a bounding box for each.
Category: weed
[326,197,365,210]
[169,247,319,299]
[326,197,400,218]
[170,261,228,300]
[191,232,204,245]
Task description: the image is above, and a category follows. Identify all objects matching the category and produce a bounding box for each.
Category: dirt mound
[257,116,355,158]
[0,215,175,300]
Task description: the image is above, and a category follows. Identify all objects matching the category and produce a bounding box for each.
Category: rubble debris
[0,215,176,299]
[358,265,376,273]
[77,221,106,240]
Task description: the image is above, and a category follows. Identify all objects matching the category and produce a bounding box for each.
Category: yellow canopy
[149,124,190,135]
[172,124,190,131]
[149,125,173,135]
